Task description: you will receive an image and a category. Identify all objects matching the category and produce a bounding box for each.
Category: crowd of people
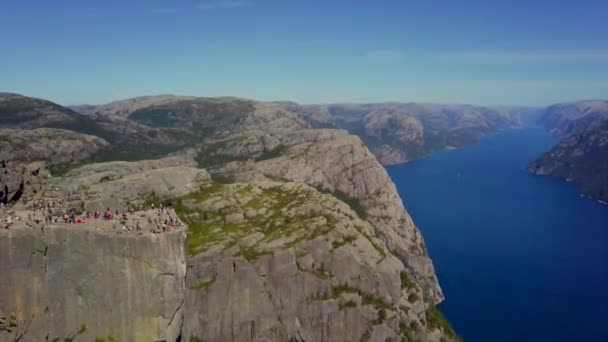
[0,162,186,234]
[1,196,185,235]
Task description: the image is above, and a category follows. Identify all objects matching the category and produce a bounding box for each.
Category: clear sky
[1,0,607,106]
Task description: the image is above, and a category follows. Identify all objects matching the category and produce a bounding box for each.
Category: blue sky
[1,0,607,106]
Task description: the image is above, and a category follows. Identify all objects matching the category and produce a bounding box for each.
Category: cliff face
[249,129,442,303]
[1,93,459,341]
[178,182,456,342]
[530,100,608,202]
[529,118,608,202]
[200,122,442,302]
[0,227,187,342]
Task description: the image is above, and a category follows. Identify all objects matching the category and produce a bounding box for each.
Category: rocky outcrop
[0,227,187,342]
[179,182,457,342]
[58,155,211,210]
[529,118,608,202]
[216,129,443,303]
[0,128,109,164]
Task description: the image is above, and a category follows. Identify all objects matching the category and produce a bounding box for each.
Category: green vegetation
[238,246,273,261]
[94,338,116,342]
[88,144,180,163]
[128,98,255,137]
[0,314,17,333]
[314,186,368,219]
[99,175,114,183]
[211,173,236,184]
[51,324,87,342]
[373,308,387,324]
[331,235,357,250]
[400,271,415,290]
[195,140,248,168]
[339,300,358,310]
[172,183,341,257]
[425,306,461,341]
[48,144,181,177]
[190,336,202,342]
[255,144,288,161]
[309,262,330,279]
[399,321,417,342]
[128,108,179,127]
[193,276,217,290]
[311,283,394,311]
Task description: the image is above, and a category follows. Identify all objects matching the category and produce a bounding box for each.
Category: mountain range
[1,91,606,341]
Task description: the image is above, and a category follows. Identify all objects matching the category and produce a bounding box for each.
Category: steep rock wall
[0,227,186,342]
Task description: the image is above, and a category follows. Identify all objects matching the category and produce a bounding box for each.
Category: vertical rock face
[530,100,608,202]
[0,228,187,342]
[529,118,608,202]
[178,182,457,342]
[220,129,443,303]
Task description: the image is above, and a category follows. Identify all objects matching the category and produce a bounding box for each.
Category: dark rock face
[530,118,608,202]
[530,100,608,202]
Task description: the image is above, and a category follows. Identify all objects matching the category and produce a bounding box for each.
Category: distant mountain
[530,100,608,202]
[68,104,99,115]
[541,100,608,137]
[287,102,536,164]
[0,93,200,164]
[0,92,97,130]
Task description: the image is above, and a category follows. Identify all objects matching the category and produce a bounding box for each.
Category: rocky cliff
[1,93,459,341]
[529,118,608,202]
[213,128,443,303]
[181,182,456,342]
[0,227,186,342]
[530,100,608,202]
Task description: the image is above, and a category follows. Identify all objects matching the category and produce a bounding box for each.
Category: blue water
[387,127,608,342]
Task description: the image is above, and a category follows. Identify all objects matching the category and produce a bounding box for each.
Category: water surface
[387,127,608,341]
